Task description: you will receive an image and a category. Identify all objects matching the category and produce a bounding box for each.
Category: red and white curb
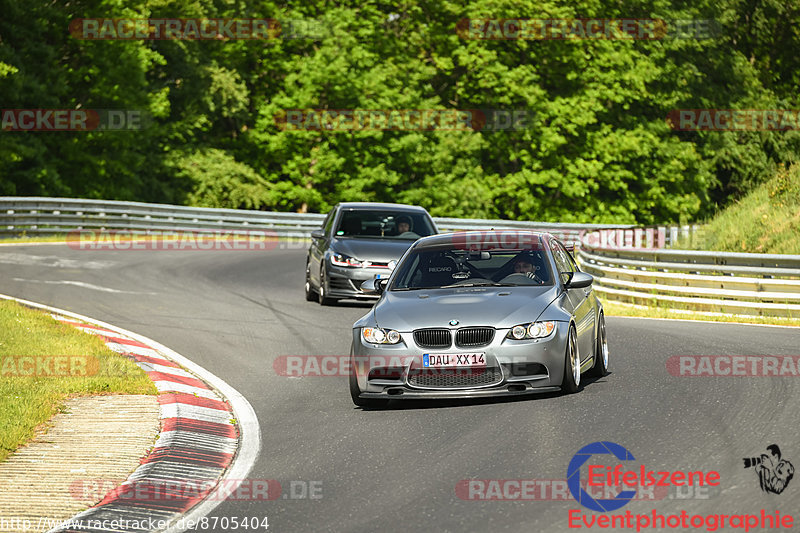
[0,294,260,533]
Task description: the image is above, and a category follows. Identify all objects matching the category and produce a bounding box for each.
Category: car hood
[372,286,561,331]
[332,237,415,263]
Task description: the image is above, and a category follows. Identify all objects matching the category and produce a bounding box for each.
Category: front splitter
[359,385,562,400]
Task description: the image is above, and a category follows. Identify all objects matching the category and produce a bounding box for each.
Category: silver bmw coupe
[349,230,608,407]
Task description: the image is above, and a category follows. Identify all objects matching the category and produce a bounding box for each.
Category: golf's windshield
[334,210,436,240]
[391,247,554,289]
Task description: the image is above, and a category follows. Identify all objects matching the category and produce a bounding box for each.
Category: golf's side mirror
[361,278,388,294]
[310,229,324,240]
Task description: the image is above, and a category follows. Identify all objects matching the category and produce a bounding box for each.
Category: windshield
[334,210,436,240]
[390,246,554,289]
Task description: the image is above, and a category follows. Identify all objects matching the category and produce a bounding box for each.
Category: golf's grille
[455,327,495,348]
[413,328,451,349]
[365,261,391,268]
[408,367,503,389]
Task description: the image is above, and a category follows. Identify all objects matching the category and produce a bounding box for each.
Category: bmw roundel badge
[449,319,459,326]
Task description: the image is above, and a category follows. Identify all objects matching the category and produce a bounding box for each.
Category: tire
[587,313,608,378]
[317,267,337,306]
[349,356,389,408]
[561,324,580,394]
[304,263,316,301]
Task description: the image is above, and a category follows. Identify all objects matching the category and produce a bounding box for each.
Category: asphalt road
[1,244,799,532]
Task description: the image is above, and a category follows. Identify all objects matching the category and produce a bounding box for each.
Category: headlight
[331,253,363,267]
[363,327,402,344]
[506,321,556,340]
[511,325,527,340]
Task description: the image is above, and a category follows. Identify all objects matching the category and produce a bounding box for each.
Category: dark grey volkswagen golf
[305,202,438,305]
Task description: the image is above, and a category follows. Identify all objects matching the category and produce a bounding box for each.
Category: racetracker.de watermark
[667,109,800,131]
[6,516,270,532]
[667,356,800,377]
[276,355,412,377]
[450,230,545,251]
[273,355,570,378]
[275,109,531,131]
[66,230,309,251]
[1,109,146,132]
[70,479,322,502]
[69,18,327,40]
[580,228,667,250]
[456,479,719,501]
[1,355,99,377]
[456,19,720,40]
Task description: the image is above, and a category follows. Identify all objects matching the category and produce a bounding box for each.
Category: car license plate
[422,353,486,368]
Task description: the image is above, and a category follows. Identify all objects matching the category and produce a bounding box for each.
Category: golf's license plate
[423,353,486,368]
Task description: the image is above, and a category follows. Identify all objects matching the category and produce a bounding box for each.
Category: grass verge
[0,299,156,462]
[675,163,800,254]
[601,298,800,327]
[0,234,72,244]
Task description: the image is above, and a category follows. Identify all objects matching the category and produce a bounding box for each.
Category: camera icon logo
[743,444,794,495]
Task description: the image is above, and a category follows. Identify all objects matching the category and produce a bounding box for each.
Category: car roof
[412,230,555,249]
[336,202,430,212]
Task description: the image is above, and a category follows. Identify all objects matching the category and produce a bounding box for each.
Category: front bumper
[326,265,390,299]
[350,322,569,399]
[358,384,562,400]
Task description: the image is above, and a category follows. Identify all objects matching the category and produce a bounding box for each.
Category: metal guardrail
[4,196,798,318]
[577,239,800,318]
[0,197,633,245]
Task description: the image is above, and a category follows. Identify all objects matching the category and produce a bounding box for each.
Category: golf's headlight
[363,327,402,344]
[331,253,363,267]
[507,321,556,340]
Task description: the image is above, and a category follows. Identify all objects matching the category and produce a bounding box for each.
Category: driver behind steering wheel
[511,253,542,283]
[395,215,417,237]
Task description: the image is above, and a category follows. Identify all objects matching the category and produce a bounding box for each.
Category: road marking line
[0,253,114,269]
[12,277,150,293]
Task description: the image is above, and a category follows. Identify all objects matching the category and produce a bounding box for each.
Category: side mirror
[360,278,388,294]
[565,271,593,289]
[310,229,324,240]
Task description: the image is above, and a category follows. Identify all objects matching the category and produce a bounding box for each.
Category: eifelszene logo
[743,444,794,495]
[567,441,637,512]
[566,441,794,531]
[567,441,721,512]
